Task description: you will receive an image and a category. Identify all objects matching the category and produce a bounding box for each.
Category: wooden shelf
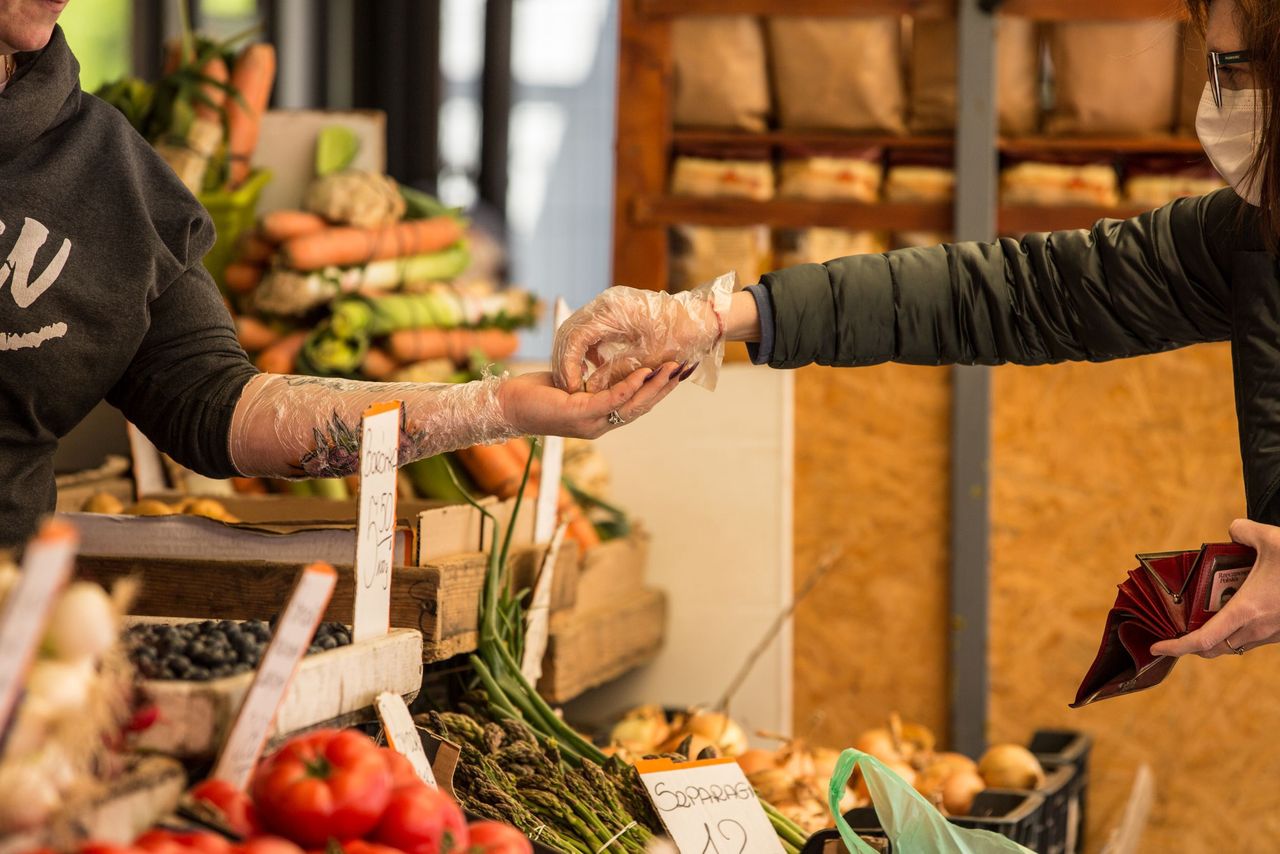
[639,0,950,17]
[1000,135,1204,156]
[635,195,952,231]
[1000,0,1187,20]
[673,128,952,151]
[998,204,1151,232]
[639,0,1184,19]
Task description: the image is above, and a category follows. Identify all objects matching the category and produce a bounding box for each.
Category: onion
[128,498,176,516]
[658,731,716,760]
[855,757,916,801]
[81,492,124,514]
[942,770,986,815]
[25,659,94,714]
[978,744,1045,790]
[0,760,63,832]
[611,706,669,753]
[929,751,979,777]
[913,762,955,806]
[775,741,815,781]
[748,767,797,804]
[684,710,749,757]
[811,747,843,786]
[736,748,778,777]
[45,582,118,662]
[852,728,902,763]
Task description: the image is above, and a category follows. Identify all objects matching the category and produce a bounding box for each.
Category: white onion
[25,659,95,714]
[45,582,117,662]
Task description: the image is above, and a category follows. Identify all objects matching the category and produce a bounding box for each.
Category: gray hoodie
[0,27,256,544]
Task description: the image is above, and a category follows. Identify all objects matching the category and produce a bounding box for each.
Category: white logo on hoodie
[0,216,71,350]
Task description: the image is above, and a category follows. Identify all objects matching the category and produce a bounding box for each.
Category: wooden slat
[673,127,952,152]
[998,204,1153,233]
[639,0,951,16]
[636,195,953,231]
[1000,135,1204,156]
[613,0,674,292]
[1000,0,1186,19]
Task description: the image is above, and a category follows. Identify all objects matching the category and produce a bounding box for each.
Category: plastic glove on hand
[552,273,735,394]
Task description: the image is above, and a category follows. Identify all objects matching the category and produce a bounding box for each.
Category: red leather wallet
[1071,543,1256,708]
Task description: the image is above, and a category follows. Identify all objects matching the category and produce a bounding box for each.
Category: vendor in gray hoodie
[0,1,681,547]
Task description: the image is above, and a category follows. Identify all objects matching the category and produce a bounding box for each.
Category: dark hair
[1186,0,1280,243]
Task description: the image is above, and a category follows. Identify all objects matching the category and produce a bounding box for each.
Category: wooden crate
[536,588,667,704]
[132,627,423,758]
[0,756,184,854]
[574,529,650,614]
[77,542,580,664]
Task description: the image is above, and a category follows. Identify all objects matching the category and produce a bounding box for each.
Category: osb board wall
[987,344,1280,853]
[792,364,952,748]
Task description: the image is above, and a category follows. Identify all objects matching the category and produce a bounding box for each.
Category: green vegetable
[404,455,473,502]
[316,125,361,177]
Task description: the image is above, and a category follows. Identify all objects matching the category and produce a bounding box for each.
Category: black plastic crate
[1034,761,1076,854]
[1029,729,1092,852]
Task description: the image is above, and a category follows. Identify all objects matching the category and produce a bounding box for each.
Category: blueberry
[169,654,191,671]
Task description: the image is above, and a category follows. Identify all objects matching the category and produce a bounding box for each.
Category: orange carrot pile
[260,210,327,243]
[281,216,464,272]
[224,261,263,294]
[225,43,276,188]
[387,328,518,365]
[254,329,306,374]
[235,315,280,352]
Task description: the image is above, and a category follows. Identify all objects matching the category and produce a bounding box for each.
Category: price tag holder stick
[636,757,785,854]
[520,522,567,683]
[0,520,78,736]
[535,298,572,543]
[375,691,438,788]
[354,400,401,642]
[211,563,338,790]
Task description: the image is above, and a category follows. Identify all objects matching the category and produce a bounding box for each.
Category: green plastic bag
[828,750,1034,854]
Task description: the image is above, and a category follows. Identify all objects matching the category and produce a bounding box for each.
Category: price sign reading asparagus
[635,757,784,854]
[353,400,401,642]
[212,563,337,789]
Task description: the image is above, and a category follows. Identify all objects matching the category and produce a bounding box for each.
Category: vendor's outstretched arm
[228,366,681,479]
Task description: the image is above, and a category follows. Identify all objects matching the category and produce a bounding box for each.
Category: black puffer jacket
[757,189,1280,520]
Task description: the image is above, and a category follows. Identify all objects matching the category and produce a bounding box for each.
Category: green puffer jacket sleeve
[758,189,1255,369]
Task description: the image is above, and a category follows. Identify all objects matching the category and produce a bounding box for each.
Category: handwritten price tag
[636,757,784,854]
[521,523,566,683]
[0,520,77,734]
[354,400,401,642]
[212,563,337,789]
[375,691,438,788]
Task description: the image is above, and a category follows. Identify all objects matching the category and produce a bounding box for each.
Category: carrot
[255,330,306,374]
[387,328,519,365]
[361,347,401,381]
[162,38,184,75]
[499,439,600,552]
[456,442,527,498]
[231,477,269,495]
[281,216,464,272]
[260,210,327,243]
[237,230,276,264]
[235,315,282,352]
[225,42,276,188]
[224,262,264,294]
[194,55,228,122]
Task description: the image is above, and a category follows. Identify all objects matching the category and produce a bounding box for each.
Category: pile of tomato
[52,730,531,854]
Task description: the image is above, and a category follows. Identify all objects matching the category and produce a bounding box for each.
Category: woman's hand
[1152,519,1280,658]
[552,276,737,393]
[499,362,682,439]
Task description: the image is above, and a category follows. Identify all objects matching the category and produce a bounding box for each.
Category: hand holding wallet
[1072,542,1256,707]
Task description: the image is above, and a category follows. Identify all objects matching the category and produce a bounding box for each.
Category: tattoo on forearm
[297,408,434,479]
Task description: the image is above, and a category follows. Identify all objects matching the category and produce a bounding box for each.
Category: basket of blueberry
[126,618,353,682]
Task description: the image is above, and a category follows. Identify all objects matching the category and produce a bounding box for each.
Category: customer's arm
[554,189,1254,388]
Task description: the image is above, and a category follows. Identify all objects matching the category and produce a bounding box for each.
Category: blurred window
[58,0,131,92]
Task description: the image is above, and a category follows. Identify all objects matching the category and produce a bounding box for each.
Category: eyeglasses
[1208,49,1253,108]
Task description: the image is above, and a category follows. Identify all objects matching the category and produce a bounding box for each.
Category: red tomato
[372,786,467,854]
[79,843,144,854]
[235,838,306,854]
[191,779,263,838]
[466,822,532,854]
[380,747,422,791]
[251,729,393,847]
[136,830,232,854]
[337,843,403,854]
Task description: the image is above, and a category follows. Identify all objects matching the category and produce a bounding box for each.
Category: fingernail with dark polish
[645,370,659,381]
[680,363,698,381]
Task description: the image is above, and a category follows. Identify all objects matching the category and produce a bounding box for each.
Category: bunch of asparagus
[423,710,660,854]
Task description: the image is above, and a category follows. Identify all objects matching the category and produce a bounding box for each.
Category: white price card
[0,520,77,734]
[521,523,566,683]
[375,691,438,788]
[212,563,337,789]
[636,757,785,854]
[354,400,401,642]
[535,298,572,543]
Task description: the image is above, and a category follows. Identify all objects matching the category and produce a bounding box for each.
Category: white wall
[565,364,795,742]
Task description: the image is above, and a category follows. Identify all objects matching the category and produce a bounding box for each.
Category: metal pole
[950,0,997,759]
[479,0,514,219]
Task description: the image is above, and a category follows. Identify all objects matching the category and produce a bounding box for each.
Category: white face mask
[1196,83,1264,206]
